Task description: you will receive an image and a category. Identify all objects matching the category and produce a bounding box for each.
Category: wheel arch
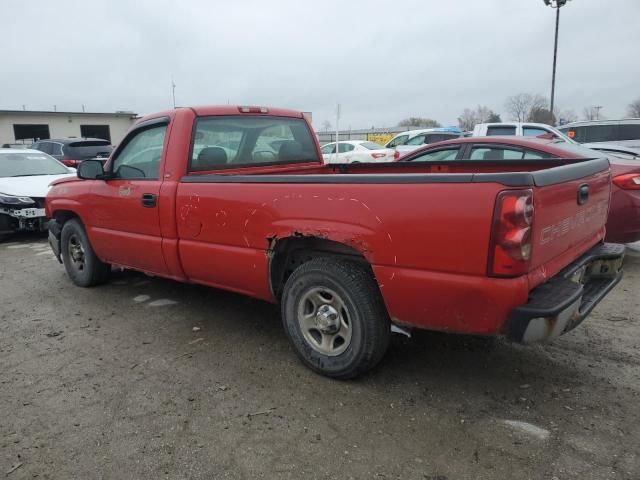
[268,234,371,299]
[52,209,81,226]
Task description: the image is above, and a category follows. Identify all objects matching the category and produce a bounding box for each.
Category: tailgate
[528,159,611,286]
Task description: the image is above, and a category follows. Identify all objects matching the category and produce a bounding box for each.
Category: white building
[0,109,138,146]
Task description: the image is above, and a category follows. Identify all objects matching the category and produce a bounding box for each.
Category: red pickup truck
[46,106,625,378]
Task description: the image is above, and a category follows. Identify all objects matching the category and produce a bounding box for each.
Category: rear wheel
[281,257,390,379]
[61,219,110,287]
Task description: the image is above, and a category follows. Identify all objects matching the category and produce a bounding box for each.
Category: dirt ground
[1,234,639,480]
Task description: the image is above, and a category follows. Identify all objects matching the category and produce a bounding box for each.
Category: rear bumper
[507,243,625,343]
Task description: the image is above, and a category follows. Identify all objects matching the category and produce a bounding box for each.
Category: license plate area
[12,208,46,218]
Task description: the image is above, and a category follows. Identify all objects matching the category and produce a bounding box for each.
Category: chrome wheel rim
[68,234,85,271]
[297,287,352,356]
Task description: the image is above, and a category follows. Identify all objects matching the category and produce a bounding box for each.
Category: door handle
[577,184,589,205]
[141,193,157,208]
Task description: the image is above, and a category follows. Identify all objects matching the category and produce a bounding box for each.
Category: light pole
[543,0,570,125]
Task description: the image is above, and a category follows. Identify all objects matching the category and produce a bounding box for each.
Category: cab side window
[50,143,63,156]
[523,127,551,138]
[37,141,52,154]
[469,147,524,160]
[406,134,426,145]
[387,135,408,148]
[408,147,460,162]
[321,144,335,155]
[337,143,354,153]
[111,125,167,179]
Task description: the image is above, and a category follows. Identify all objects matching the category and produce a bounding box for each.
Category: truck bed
[174,157,610,334]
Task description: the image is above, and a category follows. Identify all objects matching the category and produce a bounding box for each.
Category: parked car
[396,136,640,244]
[582,143,640,160]
[1,143,33,149]
[385,127,464,149]
[392,127,464,158]
[472,122,574,142]
[31,138,113,167]
[0,149,75,235]
[46,105,624,378]
[558,119,640,149]
[320,140,393,163]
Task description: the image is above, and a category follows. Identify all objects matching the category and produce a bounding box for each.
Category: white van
[472,122,574,142]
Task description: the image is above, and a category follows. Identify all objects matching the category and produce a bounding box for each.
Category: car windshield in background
[560,123,640,143]
[65,140,112,159]
[0,152,70,177]
[360,142,385,150]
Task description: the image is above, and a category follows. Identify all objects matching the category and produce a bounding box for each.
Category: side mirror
[77,159,105,180]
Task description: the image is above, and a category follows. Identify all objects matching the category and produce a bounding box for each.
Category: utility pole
[543,0,570,125]
[171,78,176,109]
[594,105,603,120]
[335,103,341,163]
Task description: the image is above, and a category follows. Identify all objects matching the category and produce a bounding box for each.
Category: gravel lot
[1,234,639,479]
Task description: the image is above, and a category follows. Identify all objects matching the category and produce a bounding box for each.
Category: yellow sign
[366,133,394,145]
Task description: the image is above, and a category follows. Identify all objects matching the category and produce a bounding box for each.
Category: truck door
[86,118,169,274]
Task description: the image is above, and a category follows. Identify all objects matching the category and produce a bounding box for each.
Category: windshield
[360,142,384,150]
[0,152,70,177]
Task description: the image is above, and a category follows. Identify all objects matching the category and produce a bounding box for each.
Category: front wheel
[60,219,111,287]
[281,257,390,379]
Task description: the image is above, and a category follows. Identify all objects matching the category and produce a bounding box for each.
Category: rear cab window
[487,126,516,136]
[64,140,112,159]
[190,116,319,171]
[425,133,460,144]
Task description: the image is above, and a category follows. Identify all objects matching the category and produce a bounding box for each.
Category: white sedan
[0,149,75,235]
[320,140,394,164]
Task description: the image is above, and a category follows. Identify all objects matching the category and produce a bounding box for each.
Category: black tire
[281,257,390,379]
[60,219,111,287]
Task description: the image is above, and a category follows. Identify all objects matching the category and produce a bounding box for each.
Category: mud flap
[48,220,62,264]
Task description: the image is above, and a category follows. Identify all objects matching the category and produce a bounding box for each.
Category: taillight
[613,173,640,190]
[393,150,400,161]
[370,152,386,160]
[488,189,534,277]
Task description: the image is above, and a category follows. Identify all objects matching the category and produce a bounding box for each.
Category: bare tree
[627,98,640,117]
[558,109,578,124]
[582,106,604,121]
[398,117,441,128]
[457,105,501,130]
[321,120,332,132]
[505,93,548,122]
[528,107,556,125]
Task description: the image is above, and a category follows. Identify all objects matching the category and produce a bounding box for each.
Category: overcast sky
[1,0,639,129]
